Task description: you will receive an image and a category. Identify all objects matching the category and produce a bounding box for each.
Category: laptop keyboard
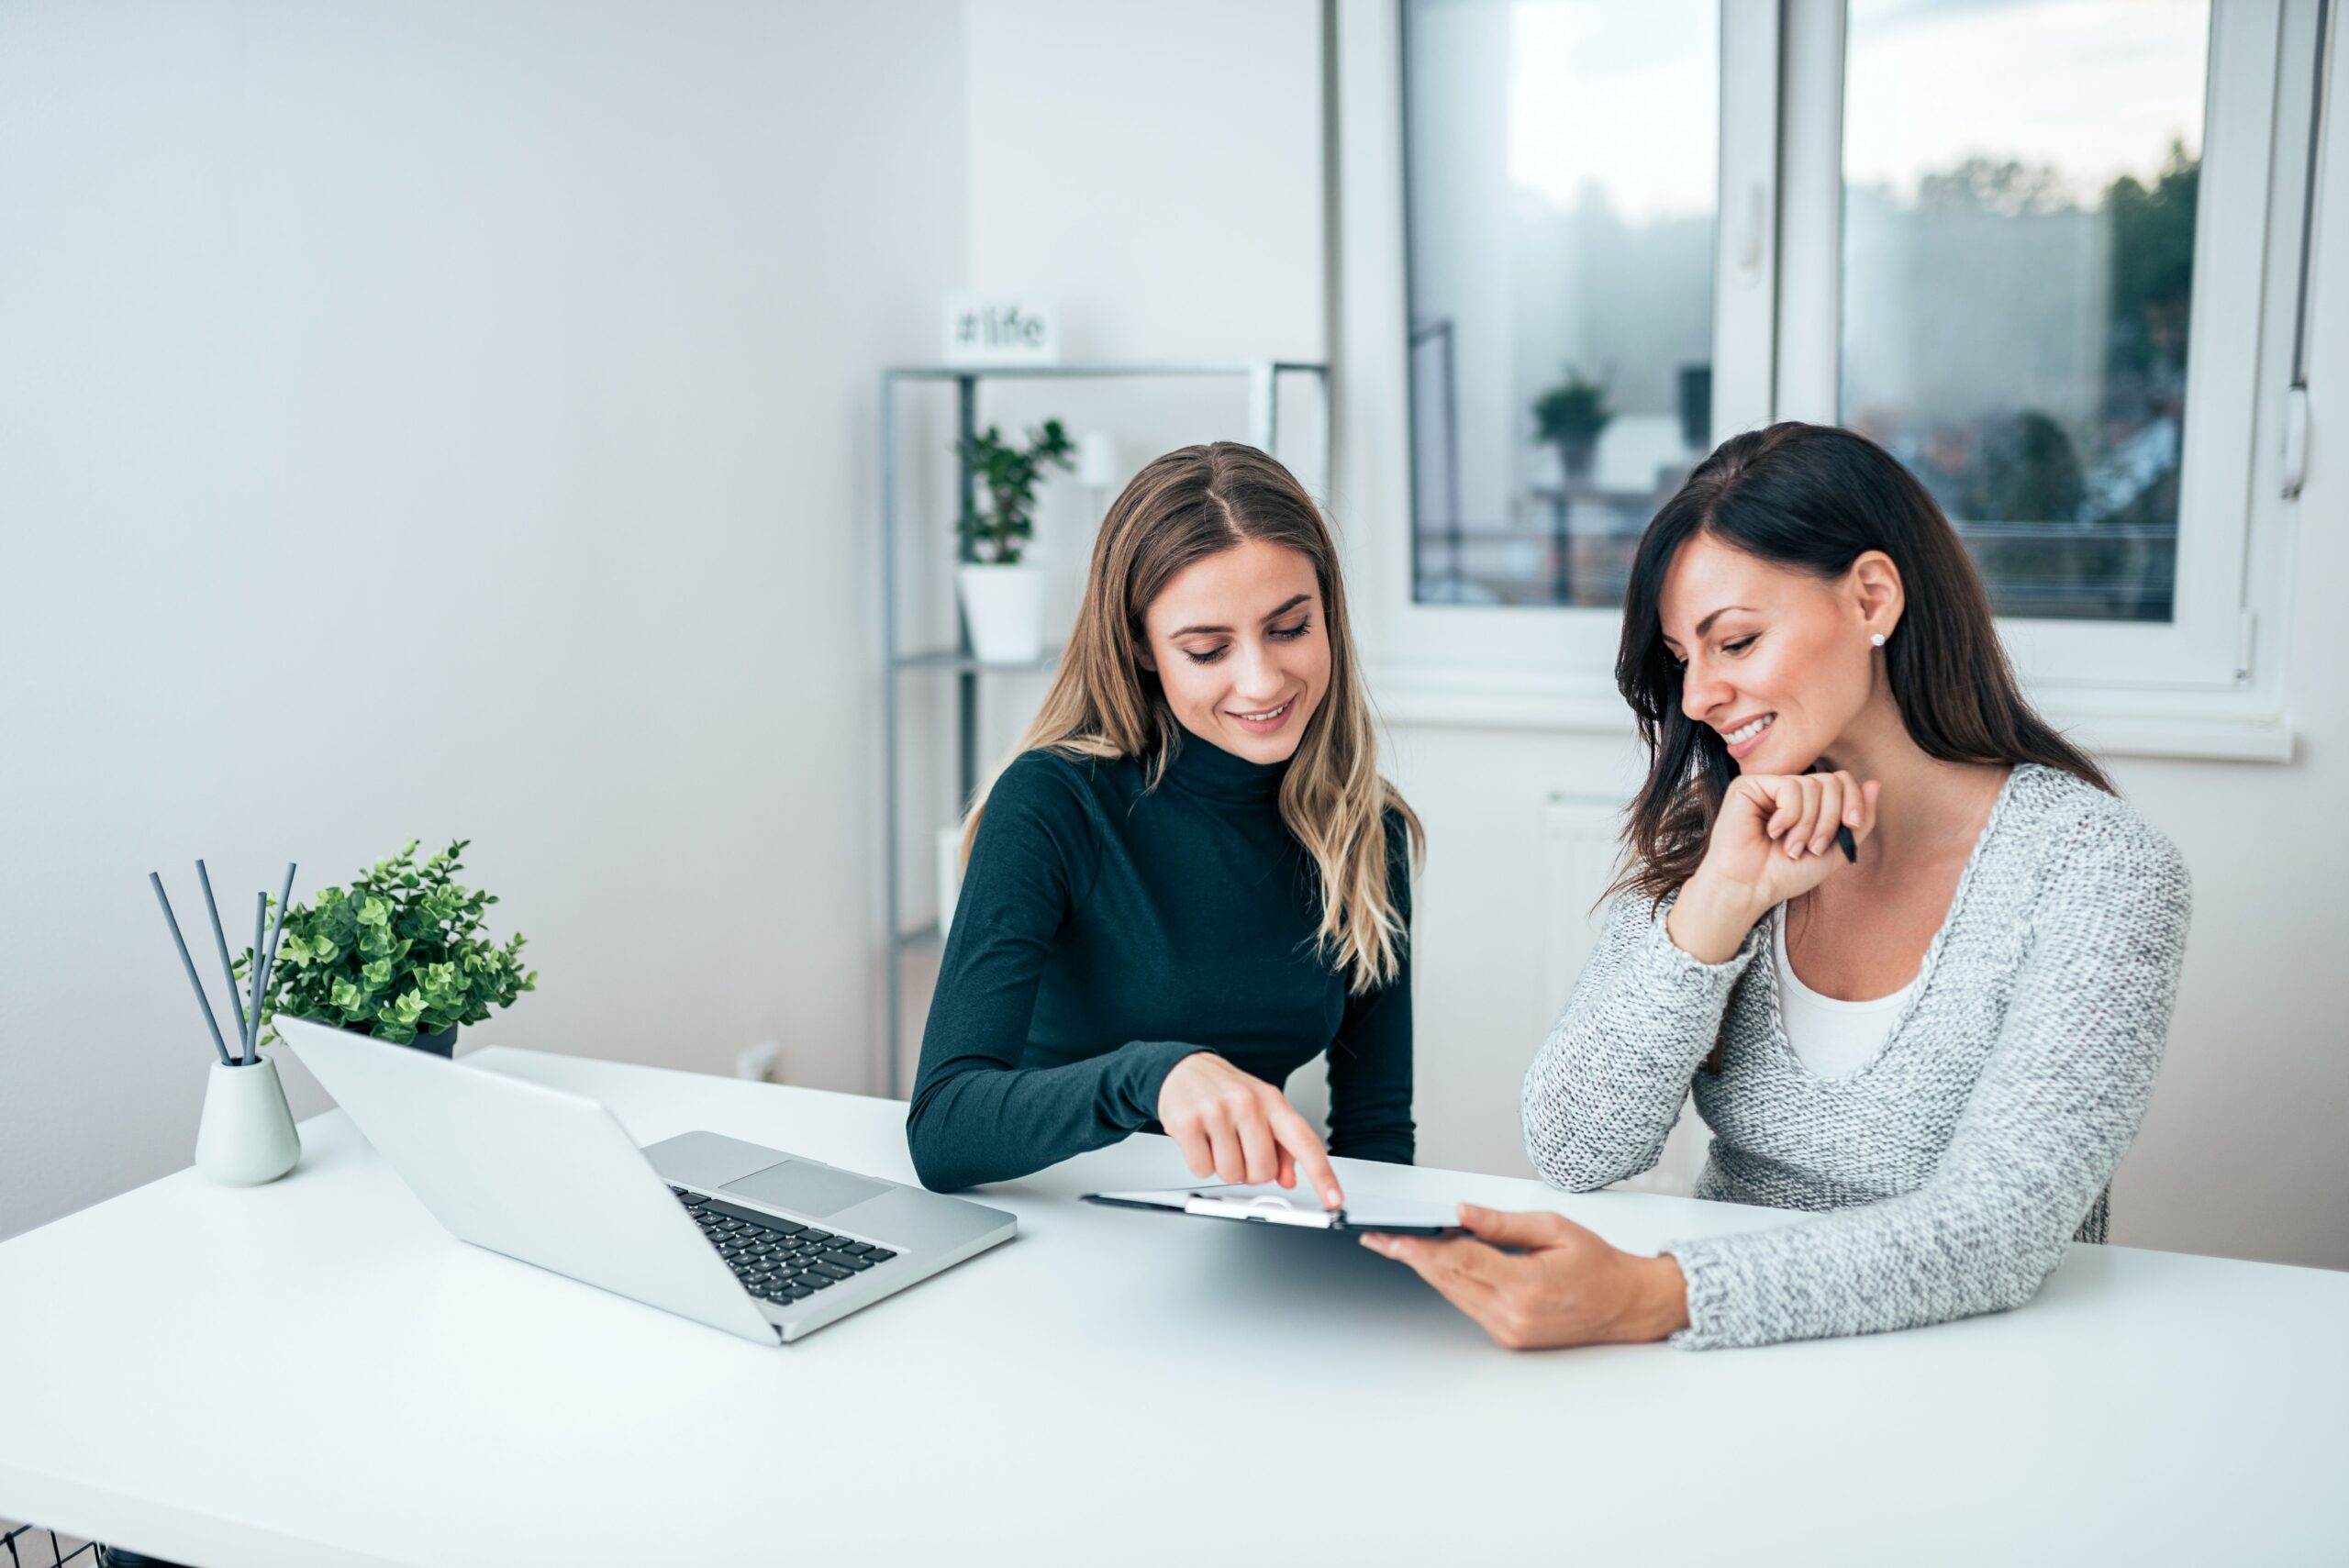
[669,1185,898,1307]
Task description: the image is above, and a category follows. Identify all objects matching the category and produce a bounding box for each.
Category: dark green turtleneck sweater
[905,732,1414,1192]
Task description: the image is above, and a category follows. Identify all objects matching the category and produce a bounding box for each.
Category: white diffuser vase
[956,562,1046,664]
[195,1055,301,1185]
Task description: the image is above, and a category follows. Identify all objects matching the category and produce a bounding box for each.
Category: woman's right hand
[1666,770,1880,963]
[1156,1051,1344,1210]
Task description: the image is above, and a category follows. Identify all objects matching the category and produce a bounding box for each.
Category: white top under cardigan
[1522,764,2191,1351]
[1771,904,1911,1078]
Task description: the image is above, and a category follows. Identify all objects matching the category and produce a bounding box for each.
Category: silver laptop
[279,1016,1016,1342]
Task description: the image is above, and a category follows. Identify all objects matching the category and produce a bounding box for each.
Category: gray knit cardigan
[1522,764,2191,1351]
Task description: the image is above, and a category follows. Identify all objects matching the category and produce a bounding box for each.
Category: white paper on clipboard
[1083,1183,1464,1235]
[1182,1186,1342,1227]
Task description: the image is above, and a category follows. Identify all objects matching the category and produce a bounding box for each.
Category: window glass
[1841,0,2210,622]
[1404,0,1719,607]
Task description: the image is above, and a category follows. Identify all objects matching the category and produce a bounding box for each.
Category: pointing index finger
[1270,1101,1343,1209]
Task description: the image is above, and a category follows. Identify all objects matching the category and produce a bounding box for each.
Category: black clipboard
[1082,1182,1464,1236]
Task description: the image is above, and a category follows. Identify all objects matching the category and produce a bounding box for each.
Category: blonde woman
[905,442,1422,1207]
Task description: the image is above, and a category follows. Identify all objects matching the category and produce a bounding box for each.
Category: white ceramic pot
[936,824,966,939]
[956,562,1047,664]
[195,1055,301,1185]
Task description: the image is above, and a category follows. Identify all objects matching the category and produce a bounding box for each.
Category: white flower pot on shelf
[956,562,1047,664]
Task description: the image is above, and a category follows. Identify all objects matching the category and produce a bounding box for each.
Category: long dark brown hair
[1612,421,2110,908]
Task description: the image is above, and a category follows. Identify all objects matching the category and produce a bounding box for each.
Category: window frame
[1332,0,2318,761]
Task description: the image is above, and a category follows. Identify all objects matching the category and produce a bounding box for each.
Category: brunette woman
[1365,422,2189,1351]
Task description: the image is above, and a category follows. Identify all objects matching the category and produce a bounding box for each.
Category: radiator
[1542,795,1712,1197]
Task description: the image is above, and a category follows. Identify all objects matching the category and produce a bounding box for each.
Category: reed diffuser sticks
[150,861,298,1065]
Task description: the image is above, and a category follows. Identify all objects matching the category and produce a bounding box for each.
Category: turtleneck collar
[1161,725,1289,806]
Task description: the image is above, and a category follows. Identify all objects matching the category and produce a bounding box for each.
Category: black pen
[1835,824,1859,863]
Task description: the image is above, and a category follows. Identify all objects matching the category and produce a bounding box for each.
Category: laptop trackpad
[724,1160,893,1218]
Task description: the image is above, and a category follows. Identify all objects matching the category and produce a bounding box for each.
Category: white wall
[963,0,1326,361]
[0,0,968,1242]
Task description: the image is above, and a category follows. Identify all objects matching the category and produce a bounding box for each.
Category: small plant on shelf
[1532,367,1615,483]
[957,418,1076,565]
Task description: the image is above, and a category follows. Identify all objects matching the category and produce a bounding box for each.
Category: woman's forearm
[905,1040,1199,1191]
[1523,897,1761,1191]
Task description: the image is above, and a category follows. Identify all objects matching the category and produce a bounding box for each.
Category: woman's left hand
[1361,1204,1691,1349]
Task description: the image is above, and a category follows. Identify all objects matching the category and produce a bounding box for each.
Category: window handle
[2281,384,2310,501]
[1737,183,1768,278]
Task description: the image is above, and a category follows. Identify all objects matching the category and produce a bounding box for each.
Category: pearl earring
[1870,633,1887,647]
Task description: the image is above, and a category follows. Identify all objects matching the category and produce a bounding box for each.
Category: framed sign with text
[942,294,1059,366]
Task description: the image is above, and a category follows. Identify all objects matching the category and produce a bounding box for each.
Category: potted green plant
[955,417,1075,662]
[239,839,536,1059]
[1532,367,1615,484]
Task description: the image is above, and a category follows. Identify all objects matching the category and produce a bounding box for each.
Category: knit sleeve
[1521,891,1766,1192]
[1660,808,2192,1350]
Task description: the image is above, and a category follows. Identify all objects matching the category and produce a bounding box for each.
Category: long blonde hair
[963,441,1422,994]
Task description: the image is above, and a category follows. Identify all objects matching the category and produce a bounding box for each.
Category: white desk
[2,1047,2343,1566]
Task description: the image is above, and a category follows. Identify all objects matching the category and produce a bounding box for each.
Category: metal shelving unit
[879,360,1330,1095]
